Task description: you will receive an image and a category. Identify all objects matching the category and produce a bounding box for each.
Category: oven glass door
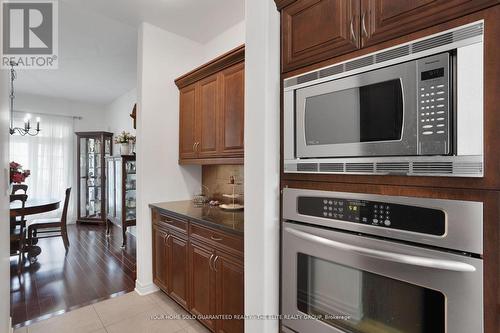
[281,222,483,333]
[295,60,418,158]
[297,253,444,333]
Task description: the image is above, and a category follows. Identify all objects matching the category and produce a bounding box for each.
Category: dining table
[10,198,61,217]
[10,198,61,259]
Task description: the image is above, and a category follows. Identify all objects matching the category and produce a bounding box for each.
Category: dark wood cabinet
[360,0,499,47]
[179,84,198,160]
[153,227,168,291]
[189,241,217,331]
[152,209,244,333]
[214,252,244,333]
[176,45,245,165]
[281,0,360,72]
[198,73,220,158]
[219,62,245,156]
[169,233,189,308]
[275,0,499,72]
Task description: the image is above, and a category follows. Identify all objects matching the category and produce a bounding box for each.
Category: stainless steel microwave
[283,21,484,177]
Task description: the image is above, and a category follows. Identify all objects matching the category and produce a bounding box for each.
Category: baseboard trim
[135,280,159,296]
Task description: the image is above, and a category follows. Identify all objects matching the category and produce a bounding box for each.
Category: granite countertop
[149,200,244,235]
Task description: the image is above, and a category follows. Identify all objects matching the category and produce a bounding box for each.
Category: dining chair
[11,185,28,229]
[11,184,28,195]
[10,194,28,273]
[28,188,71,253]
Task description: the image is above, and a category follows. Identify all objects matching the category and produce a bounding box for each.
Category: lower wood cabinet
[214,251,244,333]
[152,224,189,309]
[169,233,189,308]
[152,211,244,333]
[189,241,217,331]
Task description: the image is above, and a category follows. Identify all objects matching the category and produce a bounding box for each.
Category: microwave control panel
[297,196,445,236]
[417,52,450,155]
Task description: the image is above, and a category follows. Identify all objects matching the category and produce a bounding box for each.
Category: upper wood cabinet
[360,0,500,47]
[220,62,245,156]
[275,0,499,72]
[176,45,245,165]
[281,0,360,72]
[198,73,220,158]
[179,84,198,160]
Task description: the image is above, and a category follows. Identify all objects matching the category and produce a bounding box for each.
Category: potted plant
[10,161,30,184]
[114,131,136,155]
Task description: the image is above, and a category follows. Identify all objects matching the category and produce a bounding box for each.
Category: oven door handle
[286,227,476,272]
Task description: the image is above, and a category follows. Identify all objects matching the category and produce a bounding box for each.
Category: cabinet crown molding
[175,44,245,89]
[274,0,297,10]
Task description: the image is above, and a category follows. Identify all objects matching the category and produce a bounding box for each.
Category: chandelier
[9,61,41,136]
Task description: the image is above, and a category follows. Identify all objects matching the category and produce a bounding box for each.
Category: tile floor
[14,291,210,333]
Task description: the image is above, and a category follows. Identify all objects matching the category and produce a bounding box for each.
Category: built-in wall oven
[283,21,484,177]
[281,188,483,333]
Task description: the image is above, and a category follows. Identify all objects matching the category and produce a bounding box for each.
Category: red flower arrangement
[10,161,30,184]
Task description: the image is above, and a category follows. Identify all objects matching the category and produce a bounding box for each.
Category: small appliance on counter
[192,185,209,206]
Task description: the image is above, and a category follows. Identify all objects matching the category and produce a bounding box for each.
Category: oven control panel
[297,196,445,236]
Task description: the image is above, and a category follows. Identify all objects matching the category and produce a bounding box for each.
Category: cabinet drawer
[190,224,243,254]
[157,213,188,234]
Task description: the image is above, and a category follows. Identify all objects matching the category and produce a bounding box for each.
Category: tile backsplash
[202,165,244,204]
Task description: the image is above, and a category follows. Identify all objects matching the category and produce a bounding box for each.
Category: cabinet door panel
[179,84,197,160]
[216,253,244,333]
[219,63,245,156]
[361,0,499,47]
[282,0,360,72]
[198,74,219,158]
[189,241,216,331]
[169,234,189,308]
[153,227,168,291]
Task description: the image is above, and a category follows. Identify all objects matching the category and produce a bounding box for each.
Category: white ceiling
[15,0,245,105]
[62,0,246,43]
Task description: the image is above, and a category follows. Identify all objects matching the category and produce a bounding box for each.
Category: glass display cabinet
[76,132,113,224]
[106,155,136,247]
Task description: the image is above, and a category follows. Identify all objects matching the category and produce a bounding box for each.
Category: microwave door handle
[286,227,476,272]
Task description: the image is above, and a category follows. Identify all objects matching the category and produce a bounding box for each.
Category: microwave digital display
[421,68,444,81]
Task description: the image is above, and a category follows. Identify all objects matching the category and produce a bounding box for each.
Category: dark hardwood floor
[10,223,136,328]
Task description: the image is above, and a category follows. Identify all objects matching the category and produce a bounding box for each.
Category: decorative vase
[120,143,133,155]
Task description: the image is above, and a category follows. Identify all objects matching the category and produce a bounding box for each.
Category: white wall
[135,18,246,295]
[104,88,137,153]
[244,1,281,332]
[135,23,204,294]
[201,20,245,63]
[15,92,107,132]
[0,64,11,333]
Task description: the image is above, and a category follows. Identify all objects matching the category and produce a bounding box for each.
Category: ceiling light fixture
[9,61,41,136]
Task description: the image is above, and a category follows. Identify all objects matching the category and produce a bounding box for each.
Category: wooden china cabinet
[106,155,136,247]
[76,131,113,224]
